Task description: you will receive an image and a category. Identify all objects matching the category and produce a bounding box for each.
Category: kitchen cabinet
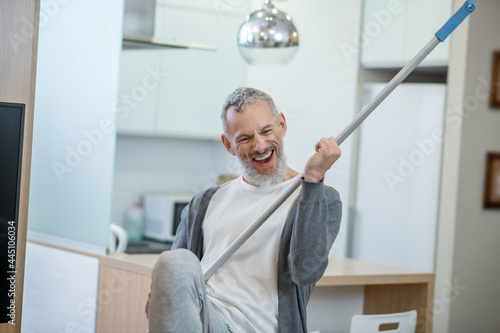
[22,242,100,333]
[361,0,452,68]
[1,1,39,330]
[116,50,162,135]
[116,2,248,139]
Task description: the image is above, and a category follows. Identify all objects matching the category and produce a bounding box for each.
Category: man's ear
[221,134,236,156]
[279,112,287,137]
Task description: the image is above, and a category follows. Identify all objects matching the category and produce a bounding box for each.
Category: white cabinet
[361,0,452,68]
[22,243,100,333]
[117,50,162,135]
[155,5,247,139]
[116,2,248,139]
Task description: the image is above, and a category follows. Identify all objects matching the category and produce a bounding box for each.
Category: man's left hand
[304,137,341,183]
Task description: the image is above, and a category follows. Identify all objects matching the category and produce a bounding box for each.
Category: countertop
[101,252,434,286]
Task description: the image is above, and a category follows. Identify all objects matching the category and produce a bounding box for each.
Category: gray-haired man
[147,87,342,333]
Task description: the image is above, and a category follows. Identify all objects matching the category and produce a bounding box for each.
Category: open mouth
[253,150,274,165]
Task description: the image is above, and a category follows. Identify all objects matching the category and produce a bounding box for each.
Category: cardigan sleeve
[287,179,342,286]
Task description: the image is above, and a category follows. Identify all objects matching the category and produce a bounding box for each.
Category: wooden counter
[96,254,434,333]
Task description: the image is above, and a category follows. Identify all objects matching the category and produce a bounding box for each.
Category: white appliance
[352,83,446,272]
[143,194,193,242]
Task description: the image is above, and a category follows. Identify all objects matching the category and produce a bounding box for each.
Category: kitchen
[1,0,499,332]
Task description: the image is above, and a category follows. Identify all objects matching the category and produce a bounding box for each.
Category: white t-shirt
[200,176,301,333]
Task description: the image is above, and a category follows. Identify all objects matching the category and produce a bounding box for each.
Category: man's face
[222,101,287,186]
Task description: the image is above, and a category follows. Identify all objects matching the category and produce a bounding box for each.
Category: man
[147,87,342,333]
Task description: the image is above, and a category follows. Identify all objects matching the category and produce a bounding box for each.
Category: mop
[203,0,477,282]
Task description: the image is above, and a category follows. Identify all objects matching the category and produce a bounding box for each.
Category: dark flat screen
[173,202,188,237]
[0,102,24,323]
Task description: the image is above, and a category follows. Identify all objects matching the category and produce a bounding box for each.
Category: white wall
[448,0,500,331]
[435,1,500,332]
[28,0,123,252]
[246,0,362,257]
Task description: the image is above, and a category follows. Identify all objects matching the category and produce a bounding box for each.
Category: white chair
[349,310,417,333]
[109,223,128,253]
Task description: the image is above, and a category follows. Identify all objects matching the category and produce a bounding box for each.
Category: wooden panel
[0,1,40,332]
[96,265,150,333]
[364,283,434,333]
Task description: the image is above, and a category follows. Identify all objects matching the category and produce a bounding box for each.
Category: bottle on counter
[124,202,144,242]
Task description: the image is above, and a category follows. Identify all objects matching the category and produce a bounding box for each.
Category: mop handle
[435,0,476,42]
[203,0,476,283]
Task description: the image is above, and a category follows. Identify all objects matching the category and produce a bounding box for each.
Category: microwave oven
[143,193,193,242]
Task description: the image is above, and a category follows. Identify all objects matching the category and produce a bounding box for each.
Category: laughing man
[147,87,342,333]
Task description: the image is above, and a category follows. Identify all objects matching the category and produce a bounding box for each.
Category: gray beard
[237,145,288,188]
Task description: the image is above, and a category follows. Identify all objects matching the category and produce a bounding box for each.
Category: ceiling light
[237,0,299,66]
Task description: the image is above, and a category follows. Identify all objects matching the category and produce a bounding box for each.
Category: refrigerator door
[352,83,446,272]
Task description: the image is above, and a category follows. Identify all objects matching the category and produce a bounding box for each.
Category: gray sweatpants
[148,249,233,333]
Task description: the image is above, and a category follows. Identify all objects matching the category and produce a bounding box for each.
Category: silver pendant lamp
[237,0,299,66]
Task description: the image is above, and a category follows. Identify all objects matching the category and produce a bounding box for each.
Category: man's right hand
[304,136,341,182]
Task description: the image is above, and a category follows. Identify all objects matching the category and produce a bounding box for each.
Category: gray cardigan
[172,179,342,332]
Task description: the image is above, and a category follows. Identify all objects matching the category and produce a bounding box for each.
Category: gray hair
[221,87,280,133]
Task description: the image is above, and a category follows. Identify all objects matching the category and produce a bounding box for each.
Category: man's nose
[253,135,267,152]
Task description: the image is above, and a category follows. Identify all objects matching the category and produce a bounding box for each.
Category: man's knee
[153,249,202,280]
[148,250,205,332]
